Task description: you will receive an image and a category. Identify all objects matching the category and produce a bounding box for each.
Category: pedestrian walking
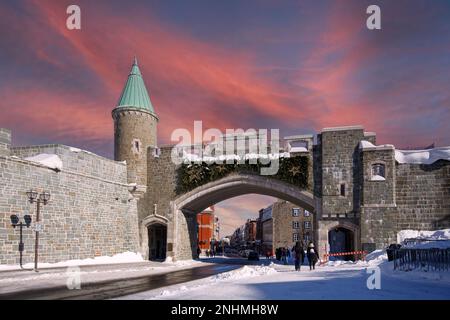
[293,241,305,271]
[281,247,287,265]
[307,241,319,270]
[286,247,291,264]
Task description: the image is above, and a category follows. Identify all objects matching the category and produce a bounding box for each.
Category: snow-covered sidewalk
[117,251,450,300]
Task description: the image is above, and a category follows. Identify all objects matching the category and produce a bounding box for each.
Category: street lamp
[27,189,51,272]
[10,214,32,269]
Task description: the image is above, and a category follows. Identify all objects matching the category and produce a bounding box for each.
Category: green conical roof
[116,57,155,113]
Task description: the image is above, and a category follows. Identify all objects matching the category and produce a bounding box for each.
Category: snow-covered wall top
[360,140,450,165]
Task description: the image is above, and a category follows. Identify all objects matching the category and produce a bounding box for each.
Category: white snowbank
[397,229,450,249]
[213,265,277,281]
[397,229,450,243]
[24,153,63,170]
[395,148,450,165]
[0,251,144,271]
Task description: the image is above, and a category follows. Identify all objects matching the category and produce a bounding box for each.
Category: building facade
[1,58,449,264]
[272,200,314,249]
[197,206,217,250]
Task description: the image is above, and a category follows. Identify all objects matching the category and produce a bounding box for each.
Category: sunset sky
[1,0,449,236]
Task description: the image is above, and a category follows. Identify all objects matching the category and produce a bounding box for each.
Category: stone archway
[168,173,315,260]
[317,219,360,259]
[141,214,169,261]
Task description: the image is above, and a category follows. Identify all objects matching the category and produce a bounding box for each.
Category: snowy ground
[117,251,450,300]
[0,257,204,295]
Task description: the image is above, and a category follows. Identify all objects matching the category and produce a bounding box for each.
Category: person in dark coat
[275,248,281,261]
[307,241,319,270]
[197,246,201,258]
[293,241,305,271]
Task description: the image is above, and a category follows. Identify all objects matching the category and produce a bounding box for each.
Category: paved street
[0,257,254,300]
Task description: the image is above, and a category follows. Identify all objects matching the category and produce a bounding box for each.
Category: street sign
[33,223,42,232]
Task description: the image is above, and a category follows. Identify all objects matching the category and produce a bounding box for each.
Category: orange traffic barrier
[320,250,367,265]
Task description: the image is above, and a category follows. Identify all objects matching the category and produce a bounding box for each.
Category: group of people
[196,246,217,258]
[273,241,319,271]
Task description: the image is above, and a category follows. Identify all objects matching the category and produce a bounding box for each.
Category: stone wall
[395,161,450,230]
[0,143,139,264]
[320,126,365,218]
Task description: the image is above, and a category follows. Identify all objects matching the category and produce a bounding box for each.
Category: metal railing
[393,248,450,272]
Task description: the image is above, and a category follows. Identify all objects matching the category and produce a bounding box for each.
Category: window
[371,163,386,181]
[292,221,300,229]
[340,183,346,196]
[304,210,311,217]
[134,141,140,152]
[292,208,300,217]
[304,221,311,229]
[304,232,310,242]
[293,233,299,242]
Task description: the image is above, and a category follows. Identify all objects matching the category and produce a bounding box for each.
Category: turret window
[371,163,386,181]
[132,139,142,154]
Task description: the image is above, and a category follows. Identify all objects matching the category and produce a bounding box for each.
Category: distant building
[258,205,273,254]
[272,200,314,249]
[197,206,216,250]
[257,200,315,254]
[230,225,245,248]
[244,219,257,248]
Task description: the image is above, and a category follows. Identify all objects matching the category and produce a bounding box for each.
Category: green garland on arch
[175,156,308,195]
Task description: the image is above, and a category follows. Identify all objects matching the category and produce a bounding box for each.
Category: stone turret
[112,57,158,187]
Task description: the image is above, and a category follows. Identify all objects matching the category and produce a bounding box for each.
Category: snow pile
[395,147,450,165]
[289,146,308,153]
[371,174,386,181]
[0,251,144,271]
[212,265,277,282]
[69,147,82,153]
[365,249,388,266]
[182,150,291,163]
[397,229,450,249]
[359,140,450,165]
[24,153,63,170]
[359,140,394,150]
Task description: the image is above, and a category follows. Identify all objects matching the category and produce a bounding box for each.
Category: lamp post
[26,190,51,272]
[10,214,32,269]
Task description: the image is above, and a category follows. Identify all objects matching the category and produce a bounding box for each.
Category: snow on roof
[359,140,394,150]
[394,147,450,165]
[182,151,291,163]
[24,153,63,170]
[360,140,450,165]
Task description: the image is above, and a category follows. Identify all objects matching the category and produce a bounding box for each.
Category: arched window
[371,163,385,181]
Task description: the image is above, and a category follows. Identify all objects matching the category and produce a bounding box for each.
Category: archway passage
[328,227,354,261]
[148,224,167,261]
[172,173,315,260]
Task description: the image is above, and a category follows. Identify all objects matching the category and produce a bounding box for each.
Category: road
[0,257,259,300]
